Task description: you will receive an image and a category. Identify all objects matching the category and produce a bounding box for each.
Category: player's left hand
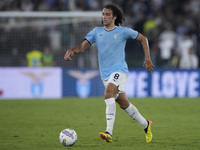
[143,59,155,74]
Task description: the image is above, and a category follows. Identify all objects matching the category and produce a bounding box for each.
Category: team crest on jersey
[113,34,119,39]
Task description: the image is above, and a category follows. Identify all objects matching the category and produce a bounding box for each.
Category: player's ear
[113,16,117,20]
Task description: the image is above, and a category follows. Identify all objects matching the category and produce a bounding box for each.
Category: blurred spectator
[44,0,62,11]
[143,15,157,36]
[177,33,194,58]
[143,15,158,46]
[21,0,34,11]
[130,0,149,16]
[158,24,176,67]
[176,19,190,36]
[26,50,43,67]
[179,48,199,69]
[134,12,146,34]
[170,49,180,68]
[11,48,20,66]
[188,0,200,15]
[48,26,62,53]
[42,47,55,66]
[86,0,101,11]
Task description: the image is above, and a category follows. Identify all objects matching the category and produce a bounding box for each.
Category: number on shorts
[114,73,120,79]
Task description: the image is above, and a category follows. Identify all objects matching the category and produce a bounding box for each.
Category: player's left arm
[136,33,155,73]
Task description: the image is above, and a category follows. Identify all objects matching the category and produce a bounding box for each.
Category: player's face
[102,8,116,27]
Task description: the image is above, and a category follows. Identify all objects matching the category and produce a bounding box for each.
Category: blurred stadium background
[0,0,199,99]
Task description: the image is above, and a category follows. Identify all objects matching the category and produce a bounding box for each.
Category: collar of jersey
[104,26,117,32]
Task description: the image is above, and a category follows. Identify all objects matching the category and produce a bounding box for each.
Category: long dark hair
[103,4,125,26]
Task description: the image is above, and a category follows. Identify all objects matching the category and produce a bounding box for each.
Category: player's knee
[104,91,114,99]
[104,90,116,99]
[104,85,118,99]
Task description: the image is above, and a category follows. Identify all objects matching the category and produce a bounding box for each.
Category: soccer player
[64,4,155,143]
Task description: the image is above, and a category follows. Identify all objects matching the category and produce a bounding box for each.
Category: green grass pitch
[0,97,200,150]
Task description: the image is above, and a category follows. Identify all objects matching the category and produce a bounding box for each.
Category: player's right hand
[64,50,74,61]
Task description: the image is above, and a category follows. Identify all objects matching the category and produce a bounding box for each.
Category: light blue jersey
[85,26,138,80]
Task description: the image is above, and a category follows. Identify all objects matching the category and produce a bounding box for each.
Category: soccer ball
[59,128,77,146]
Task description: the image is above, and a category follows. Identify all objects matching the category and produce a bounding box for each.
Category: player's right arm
[64,40,91,61]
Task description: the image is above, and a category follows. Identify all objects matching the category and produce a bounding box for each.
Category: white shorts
[103,72,128,94]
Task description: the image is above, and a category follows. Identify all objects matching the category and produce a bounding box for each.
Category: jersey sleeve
[124,27,139,40]
[85,27,96,44]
